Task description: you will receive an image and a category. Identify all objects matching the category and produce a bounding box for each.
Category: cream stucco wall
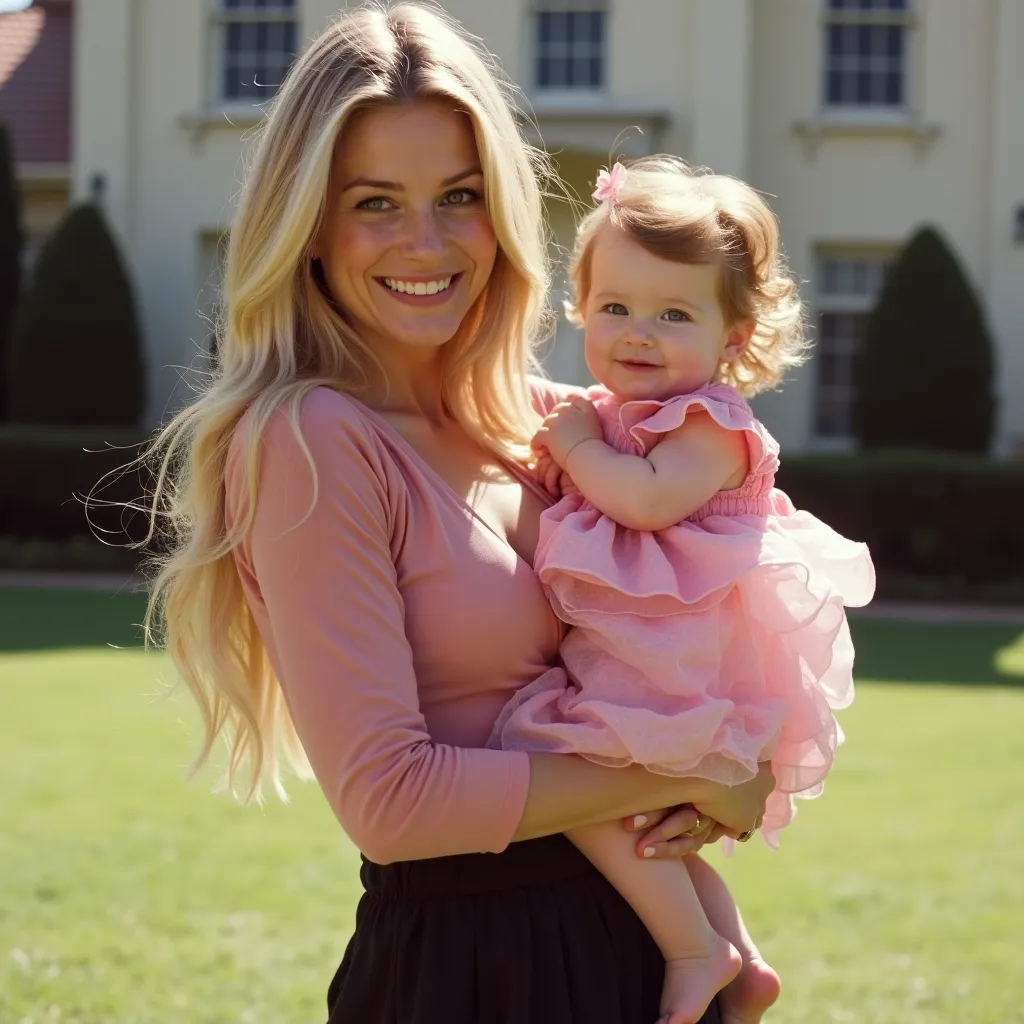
[72,0,1022,452]
[748,0,1022,453]
[986,0,1024,454]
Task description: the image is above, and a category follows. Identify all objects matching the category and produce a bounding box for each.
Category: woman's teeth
[384,276,454,295]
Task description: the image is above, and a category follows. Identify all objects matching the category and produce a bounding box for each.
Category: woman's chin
[394,325,463,353]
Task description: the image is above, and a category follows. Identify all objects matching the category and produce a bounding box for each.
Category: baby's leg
[684,855,781,1024]
[569,822,740,1024]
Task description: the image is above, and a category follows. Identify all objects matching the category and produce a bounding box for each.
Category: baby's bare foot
[718,956,781,1024]
[656,935,742,1024]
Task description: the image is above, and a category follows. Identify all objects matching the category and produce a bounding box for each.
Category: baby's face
[580,226,749,402]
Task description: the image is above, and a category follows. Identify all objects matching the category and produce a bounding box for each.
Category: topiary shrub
[7,203,146,426]
[853,225,995,453]
[0,120,22,423]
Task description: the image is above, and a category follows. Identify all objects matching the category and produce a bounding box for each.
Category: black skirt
[326,834,722,1024]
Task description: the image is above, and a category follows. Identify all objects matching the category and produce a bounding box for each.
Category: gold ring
[686,815,706,837]
[737,828,756,843]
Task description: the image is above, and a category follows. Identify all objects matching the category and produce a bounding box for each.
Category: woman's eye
[662,309,690,322]
[602,303,629,316]
[442,188,481,207]
[357,196,395,211]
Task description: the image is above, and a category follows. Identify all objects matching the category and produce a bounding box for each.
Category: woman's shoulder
[232,386,380,455]
[526,374,588,417]
[227,386,396,503]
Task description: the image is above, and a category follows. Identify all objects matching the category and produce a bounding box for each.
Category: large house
[62,0,1024,453]
[0,0,72,273]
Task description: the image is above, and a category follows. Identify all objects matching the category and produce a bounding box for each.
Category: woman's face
[313,99,498,363]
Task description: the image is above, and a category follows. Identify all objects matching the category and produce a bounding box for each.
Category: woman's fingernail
[643,846,655,858]
[633,815,648,829]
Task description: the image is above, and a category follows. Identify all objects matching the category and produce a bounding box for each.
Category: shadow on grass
[2,589,1022,689]
[850,619,1024,688]
[0,588,149,653]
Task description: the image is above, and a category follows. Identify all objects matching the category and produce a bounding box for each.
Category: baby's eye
[662,309,691,323]
[601,303,629,316]
[357,196,396,211]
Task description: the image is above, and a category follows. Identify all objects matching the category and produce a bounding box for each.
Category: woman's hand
[623,804,718,859]
[622,762,774,857]
[690,761,775,839]
[531,397,603,468]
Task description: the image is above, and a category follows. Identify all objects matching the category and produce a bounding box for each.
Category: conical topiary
[8,203,146,426]
[853,225,995,453]
[0,120,22,422]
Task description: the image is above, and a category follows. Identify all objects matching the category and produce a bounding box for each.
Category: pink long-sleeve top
[225,380,575,865]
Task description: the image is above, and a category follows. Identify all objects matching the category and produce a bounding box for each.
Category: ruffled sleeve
[618,383,779,485]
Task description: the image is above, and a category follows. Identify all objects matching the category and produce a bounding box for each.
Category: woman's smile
[377,271,464,306]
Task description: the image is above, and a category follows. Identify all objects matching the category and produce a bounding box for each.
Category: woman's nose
[400,206,445,259]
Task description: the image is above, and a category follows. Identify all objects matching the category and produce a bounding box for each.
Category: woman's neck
[363,346,448,424]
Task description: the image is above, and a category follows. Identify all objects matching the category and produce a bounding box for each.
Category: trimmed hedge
[776,451,1024,601]
[0,120,22,423]
[2,430,1022,601]
[7,204,146,426]
[853,226,995,453]
[0,425,155,562]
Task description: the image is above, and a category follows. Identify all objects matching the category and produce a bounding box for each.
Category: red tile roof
[0,1,72,167]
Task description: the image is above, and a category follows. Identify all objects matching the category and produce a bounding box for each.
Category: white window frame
[531,0,609,102]
[209,0,299,109]
[812,249,894,447]
[821,0,915,119]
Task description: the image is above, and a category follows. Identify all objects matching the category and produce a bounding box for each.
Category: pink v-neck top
[225,379,577,865]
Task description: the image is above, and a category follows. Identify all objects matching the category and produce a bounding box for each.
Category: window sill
[524,98,671,157]
[178,106,266,146]
[793,113,941,157]
[16,162,72,187]
[529,90,611,110]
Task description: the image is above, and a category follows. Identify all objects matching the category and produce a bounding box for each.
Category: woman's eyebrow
[342,167,483,192]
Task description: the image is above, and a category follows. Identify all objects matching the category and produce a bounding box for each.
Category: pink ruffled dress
[490,383,876,844]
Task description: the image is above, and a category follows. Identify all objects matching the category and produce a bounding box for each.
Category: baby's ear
[722,320,756,363]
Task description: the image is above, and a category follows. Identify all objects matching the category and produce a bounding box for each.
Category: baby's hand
[533,452,581,500]
[531,397,602,468]
[533,450,562,498]
[558,470,580,497]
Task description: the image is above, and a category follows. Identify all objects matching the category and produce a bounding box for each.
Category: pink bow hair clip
[593,162,627,206]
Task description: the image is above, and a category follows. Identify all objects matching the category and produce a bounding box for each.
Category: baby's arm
[534,397,748,531]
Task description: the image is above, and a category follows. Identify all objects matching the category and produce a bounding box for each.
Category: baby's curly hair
[566,156,809,397]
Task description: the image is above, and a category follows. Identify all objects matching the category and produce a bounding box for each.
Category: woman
[144,5,773,1022]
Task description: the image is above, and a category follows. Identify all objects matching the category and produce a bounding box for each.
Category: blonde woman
[145,5,772,1022]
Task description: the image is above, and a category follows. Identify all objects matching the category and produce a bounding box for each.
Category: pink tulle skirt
[490,489,876,845]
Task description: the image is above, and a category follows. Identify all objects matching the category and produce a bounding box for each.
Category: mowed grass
[2,589,1023,1023]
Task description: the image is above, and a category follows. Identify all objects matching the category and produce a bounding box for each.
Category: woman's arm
[232,391,769,865]
[232,392,535,865]
[537,398,748,532]
[516,755,774,843]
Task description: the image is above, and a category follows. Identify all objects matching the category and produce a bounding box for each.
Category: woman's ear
[722,320,756,364]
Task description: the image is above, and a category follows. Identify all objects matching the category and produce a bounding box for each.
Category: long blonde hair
[143,2,554,801]
[568,156,808,396]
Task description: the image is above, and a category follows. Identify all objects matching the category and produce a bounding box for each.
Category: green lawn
[2,589,1023,1023]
